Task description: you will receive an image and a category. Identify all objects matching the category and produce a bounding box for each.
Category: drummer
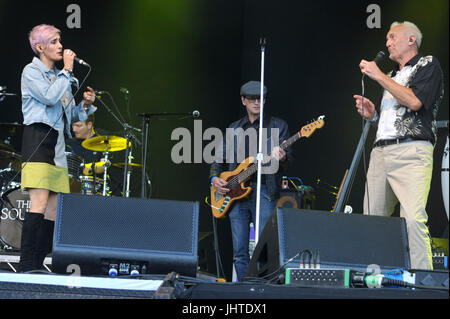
[66,114,106,175]
[19,24,96,272]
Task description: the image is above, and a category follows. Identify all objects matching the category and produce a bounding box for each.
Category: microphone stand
[139,114,150,199]
[334,120,371,213]
[255,38,266,244]
[136,111,199,199]
[94,93,142,197]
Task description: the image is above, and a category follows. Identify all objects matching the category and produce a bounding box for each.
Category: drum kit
[0,122,142,250]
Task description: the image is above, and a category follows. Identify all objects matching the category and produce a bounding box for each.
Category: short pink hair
[29,24,61,55]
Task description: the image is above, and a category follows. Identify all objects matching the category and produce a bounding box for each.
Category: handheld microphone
[362,50,385,80]
[74,57,91,67]
[373,50,386,64]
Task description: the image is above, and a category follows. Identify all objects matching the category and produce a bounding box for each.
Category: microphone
[362,50,385,81]
[373,50,385,64]
[74,57,91,67]
[359,50,386,120]
[120,87,130,95]
[192,110,200,118]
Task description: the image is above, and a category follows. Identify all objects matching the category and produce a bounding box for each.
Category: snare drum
[80,175,105,196]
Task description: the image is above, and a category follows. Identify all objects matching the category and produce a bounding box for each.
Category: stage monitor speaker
[52,194,199,277]
[247,208,411,278]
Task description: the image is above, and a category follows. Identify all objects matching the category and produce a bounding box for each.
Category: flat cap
[240,81,267,96]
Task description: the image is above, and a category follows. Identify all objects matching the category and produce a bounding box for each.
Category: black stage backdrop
[0,0,448,280]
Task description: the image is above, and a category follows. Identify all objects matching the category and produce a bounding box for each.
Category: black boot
[33,219,55,270]
[18,212,44,272]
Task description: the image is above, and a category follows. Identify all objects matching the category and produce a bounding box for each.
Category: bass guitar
[210,116,325,218]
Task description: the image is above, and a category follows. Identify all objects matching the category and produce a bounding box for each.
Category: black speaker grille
[277,209,410,268]
[55,194,197,254]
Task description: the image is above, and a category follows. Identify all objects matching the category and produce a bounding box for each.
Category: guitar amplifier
[277,187,316,210]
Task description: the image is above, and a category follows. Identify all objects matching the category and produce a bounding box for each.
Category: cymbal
[82,136,130,152]
[112,163,143,170]
[0,123,24,135]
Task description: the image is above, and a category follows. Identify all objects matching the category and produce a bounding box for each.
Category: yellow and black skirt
[21,123,70,193]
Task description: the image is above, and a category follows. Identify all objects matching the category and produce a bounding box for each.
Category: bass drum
[0,171,27,250]
[442,136,449,220]
[80,175,105,196]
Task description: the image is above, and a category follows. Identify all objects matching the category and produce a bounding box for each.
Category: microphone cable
[359,51,384,216]
[0,63,92,209]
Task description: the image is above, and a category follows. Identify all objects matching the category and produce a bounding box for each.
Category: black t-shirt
[239,115,273,184]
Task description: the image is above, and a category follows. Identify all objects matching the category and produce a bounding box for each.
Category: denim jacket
[210,115,293,201]
[21,57,96,138]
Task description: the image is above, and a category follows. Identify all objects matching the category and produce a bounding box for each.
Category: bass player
[209,81,293,281]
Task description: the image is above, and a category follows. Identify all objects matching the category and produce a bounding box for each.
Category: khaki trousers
[364,140,434,270]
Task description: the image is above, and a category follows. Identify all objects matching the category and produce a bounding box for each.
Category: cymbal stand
[122,130,134,198]
[102,141,110,196]
[94,92,142,197]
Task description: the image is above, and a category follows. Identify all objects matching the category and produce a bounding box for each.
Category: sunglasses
[244,95,266,102]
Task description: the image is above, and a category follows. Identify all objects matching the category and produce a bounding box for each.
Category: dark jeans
[228,185,276,281]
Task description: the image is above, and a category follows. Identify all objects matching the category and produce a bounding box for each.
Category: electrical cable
[360,74,371,216]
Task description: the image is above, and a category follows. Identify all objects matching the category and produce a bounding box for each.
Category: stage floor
[0,251,448,300]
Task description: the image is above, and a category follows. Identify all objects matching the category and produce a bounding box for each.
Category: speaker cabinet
[52,194,199,277]
[247,208,411,277]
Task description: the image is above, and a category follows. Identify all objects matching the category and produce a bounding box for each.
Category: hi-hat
[82,136,130,152]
